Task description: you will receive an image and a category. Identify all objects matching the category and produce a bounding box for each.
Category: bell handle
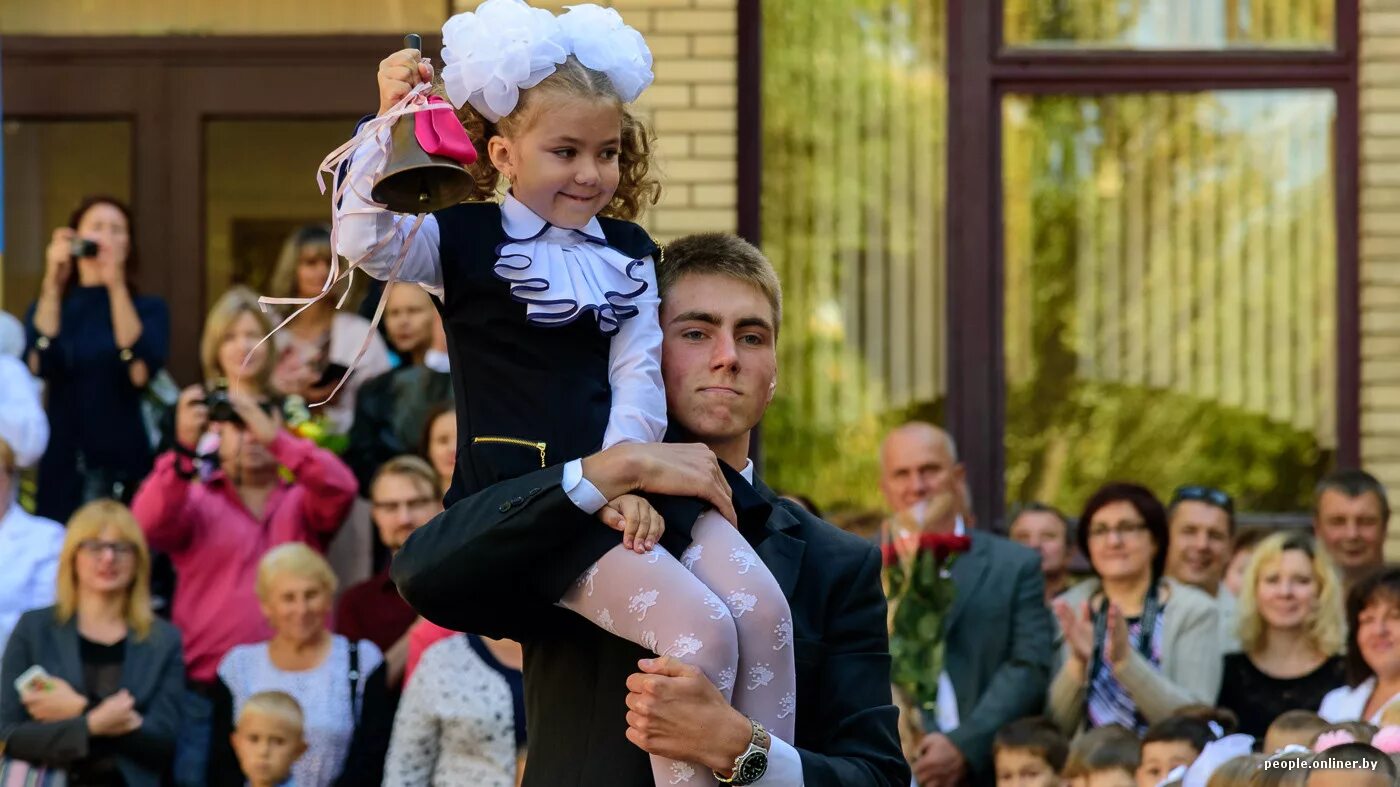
[404,33,422,53]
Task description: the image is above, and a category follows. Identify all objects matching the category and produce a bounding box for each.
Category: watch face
[737,752,768,784]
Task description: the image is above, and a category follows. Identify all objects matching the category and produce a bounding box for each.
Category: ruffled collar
[493,194,648,335]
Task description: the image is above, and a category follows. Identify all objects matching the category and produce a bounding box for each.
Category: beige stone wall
[452,0,741,242]
[1362,0,1400,555]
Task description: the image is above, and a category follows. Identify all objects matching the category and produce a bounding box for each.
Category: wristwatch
[118,347,135,363]
[715,718,770,785]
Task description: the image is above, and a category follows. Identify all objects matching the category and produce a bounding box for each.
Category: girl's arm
[335,128,445,297]
[601,265,667,449]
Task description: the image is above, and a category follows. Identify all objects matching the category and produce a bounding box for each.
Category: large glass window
[761,0,947,513]
[1002,90,1337,511]
[1003,0,1335,50]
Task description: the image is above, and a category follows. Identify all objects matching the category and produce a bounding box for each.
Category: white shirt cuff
[561,458,609,514]
[751,734,804,786]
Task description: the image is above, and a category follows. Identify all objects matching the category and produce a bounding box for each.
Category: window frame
[946,0,1360,525]
[740,0,1360,523]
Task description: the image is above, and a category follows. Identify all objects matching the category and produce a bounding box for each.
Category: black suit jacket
[0,607,185,787]
[943,531,1054,786]
[392,463,910,787]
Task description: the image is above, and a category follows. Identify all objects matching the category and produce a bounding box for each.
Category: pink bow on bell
[415,95,477,166]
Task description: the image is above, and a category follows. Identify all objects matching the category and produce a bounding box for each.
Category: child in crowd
[1200,754,1261,787]
[994,717,1069,787]
[1263,711,1328,755]
[1064,725,1140,787]
[1303,742,1394,787]
[231,691,308,787]
[1136,716,1217,787]
[1310,721,1377,747]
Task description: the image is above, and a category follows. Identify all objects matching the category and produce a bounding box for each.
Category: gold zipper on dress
[472,436,547,467]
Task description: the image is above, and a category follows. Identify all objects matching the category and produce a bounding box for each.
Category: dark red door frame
[737,1,1359,525]
[1,34,442,383]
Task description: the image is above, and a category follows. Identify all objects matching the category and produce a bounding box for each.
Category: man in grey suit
[879,422,1054,787]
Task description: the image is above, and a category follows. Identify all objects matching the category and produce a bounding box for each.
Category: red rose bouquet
[881,495,972,761]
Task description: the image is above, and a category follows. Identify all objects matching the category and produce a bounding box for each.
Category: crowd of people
[3,0,1399,784]
[4,197,1400,787]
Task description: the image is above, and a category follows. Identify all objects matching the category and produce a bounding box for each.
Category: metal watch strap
[714,719,770,785]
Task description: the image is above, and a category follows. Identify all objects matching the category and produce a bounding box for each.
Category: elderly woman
[25,196,170,522]
[1049,482,1222,735]
[131,355,355,786]
[1217,533,1346,738]
[0,354,64,653]
[384,632,525,787]
[1319,567,1400,723]
[267,224,390,435]
[0,500,185,787]
[208,544,383,787]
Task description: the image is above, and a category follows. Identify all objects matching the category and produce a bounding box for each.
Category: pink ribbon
[246,79,449,407]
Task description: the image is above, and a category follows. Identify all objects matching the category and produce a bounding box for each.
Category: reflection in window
[1002,91,1337,512]
[1003,0,1334,51]
[760,0,947,513]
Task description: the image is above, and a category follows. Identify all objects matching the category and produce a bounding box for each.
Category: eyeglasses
[371,497,438,516]
[1087,521,1149,541]
[1171,485,1235,515]
[77,540,137,559]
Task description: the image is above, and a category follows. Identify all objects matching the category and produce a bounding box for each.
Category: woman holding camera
[129,380,356,786]
[24,196,170,523]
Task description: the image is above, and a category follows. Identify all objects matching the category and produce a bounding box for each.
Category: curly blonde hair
[439,56,661,221]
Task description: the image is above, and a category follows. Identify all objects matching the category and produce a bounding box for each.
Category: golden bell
[371,112,476,214]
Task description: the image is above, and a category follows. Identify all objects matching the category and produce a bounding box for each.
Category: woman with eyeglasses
[1047,482,1223,735]
[1216,532,1345,738]
[0,500,185,787]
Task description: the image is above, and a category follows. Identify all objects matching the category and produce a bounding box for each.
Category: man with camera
[130,383,358,787]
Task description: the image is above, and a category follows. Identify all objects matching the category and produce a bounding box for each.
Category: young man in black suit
[391,233,908,787]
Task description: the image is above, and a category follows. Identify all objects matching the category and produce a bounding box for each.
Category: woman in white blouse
[384,632,525,787]
[208,543,383,787]
[0,354,63,653]
[1320,567,1400,723]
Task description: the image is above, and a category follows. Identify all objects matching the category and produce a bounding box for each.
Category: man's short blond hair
[239,690,305,733]
[370,455,440,501]
[659,233,782,335]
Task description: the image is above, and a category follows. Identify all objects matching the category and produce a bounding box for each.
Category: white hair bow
[440,0,653,121]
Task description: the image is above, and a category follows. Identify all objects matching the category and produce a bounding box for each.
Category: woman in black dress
[1217,532,1346,741]
[24,196,170,522]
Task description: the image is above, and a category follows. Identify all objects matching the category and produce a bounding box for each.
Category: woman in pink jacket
[131,382,356,786]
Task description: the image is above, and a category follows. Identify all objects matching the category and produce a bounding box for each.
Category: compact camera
[70,238,98,259]
[203,383,277,427]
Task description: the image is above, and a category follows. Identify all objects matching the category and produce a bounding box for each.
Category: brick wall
[1362,0,1400,554]
[453,0,741,242]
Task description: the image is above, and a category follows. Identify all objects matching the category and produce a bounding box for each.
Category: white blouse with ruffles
[335,133,666,449]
